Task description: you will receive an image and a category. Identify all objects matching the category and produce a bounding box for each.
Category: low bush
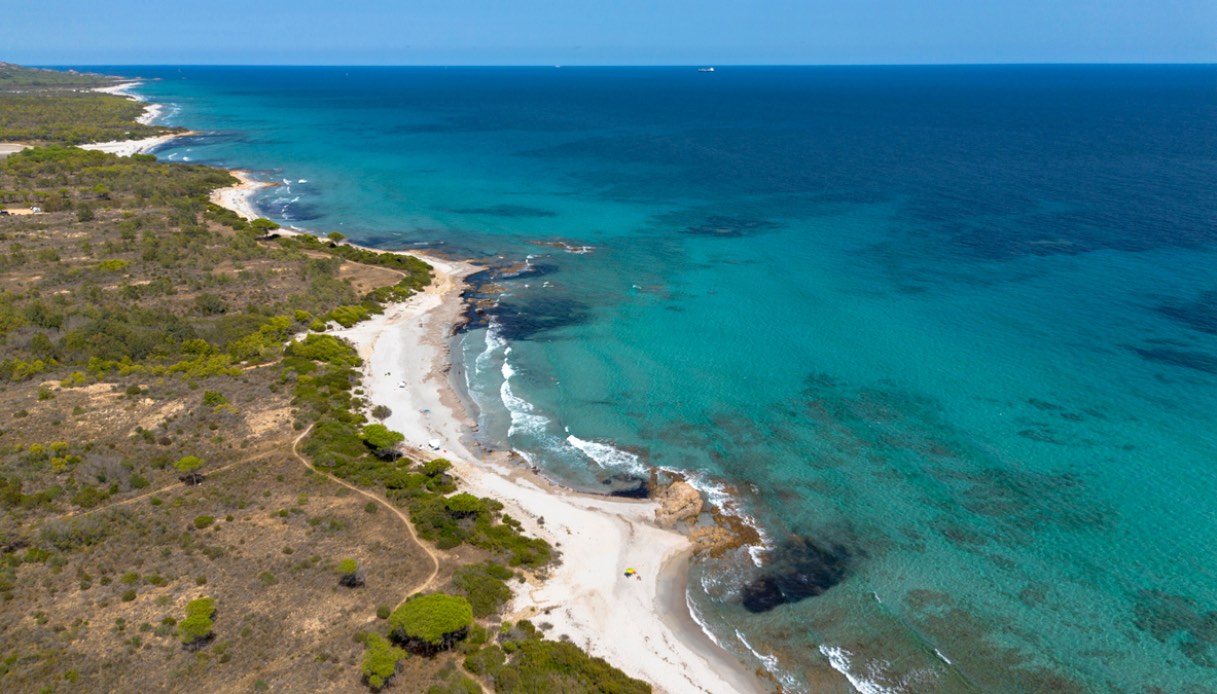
[361,633,405,690]
[178,596,216,648]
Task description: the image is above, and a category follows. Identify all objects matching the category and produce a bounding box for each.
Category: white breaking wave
[737,630,802,691]
[476,322,507,374]
[686,596,723,647]
[500,350,552,439]
[819,645,900,694]
[565,434,645,473]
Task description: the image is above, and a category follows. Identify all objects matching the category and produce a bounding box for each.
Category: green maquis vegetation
[174,456,204,474]
[0,94,181,146]
[452,562,515,618]
[464,620,652,694]
[0,62,114,89]
[389,593,474,655]
[337,557,365,587]
[177,596,216,647]
[0,63,182,146]
[361,632,406,690]
[361,423,405,459]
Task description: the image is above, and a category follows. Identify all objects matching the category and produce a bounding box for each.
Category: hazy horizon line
[31,61,1217,69]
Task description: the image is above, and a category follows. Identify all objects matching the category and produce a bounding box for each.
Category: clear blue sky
[4,0,1214,65]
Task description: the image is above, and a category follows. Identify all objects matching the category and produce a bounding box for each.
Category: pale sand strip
[208,175,765,693]
[80,134,182,157]
[94,81,159,124]
[208,170,272,220]
[3,82,174,159]
[81,81,183,156]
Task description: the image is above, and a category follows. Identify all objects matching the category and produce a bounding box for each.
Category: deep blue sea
[93,65,1217,692]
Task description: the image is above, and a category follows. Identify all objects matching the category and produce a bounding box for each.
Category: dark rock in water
[680,215,781,238]
[444,204,557,218]
[740,537,851,613]
[741,577,786,613]
[496,262,559,281]
[603,474,649,498]
[1132,589,1217,668]
[1132,346,1217,374]
[491,295,590,341]
[1156,291,1217,335]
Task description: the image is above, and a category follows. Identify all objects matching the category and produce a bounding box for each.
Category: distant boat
[698,67,715,72]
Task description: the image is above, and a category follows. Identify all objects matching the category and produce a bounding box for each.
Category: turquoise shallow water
[99,65,1217,692]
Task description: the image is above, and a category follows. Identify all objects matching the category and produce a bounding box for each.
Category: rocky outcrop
[654,481,703,528]
[688,526,736,555]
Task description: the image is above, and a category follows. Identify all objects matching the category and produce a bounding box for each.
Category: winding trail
[53,424,442,604]
[289,423,442,601]
[57,453,264,520]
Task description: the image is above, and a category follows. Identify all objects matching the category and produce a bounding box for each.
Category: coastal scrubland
[0,67,180,147]
[0,64,650,694]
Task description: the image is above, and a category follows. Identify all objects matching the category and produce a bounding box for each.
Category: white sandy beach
[208,176,765,693]
[208,170,272,220]
[80,133,180,157]
[80,81,181,156]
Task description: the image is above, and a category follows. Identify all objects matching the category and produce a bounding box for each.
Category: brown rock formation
[689,526,737,555]
[655,481,703,528]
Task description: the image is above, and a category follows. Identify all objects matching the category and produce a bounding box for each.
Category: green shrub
[97,258,129,272]
[336,558,364,588]
[453,563,513,618]
[174,456,204,474]
[177,597,215,647]
[444,493,482,517]
[389,593,473,654]
[361,423,404,459]
[361,633,405,690]
[193,515,215,530]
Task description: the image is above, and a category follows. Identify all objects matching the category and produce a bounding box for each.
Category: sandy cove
[329,256,765,694]
[82,81,187,157]
[208,170,272,220]
[206,175,765,692]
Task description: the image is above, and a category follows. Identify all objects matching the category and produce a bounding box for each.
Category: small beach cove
[209,173,768,693]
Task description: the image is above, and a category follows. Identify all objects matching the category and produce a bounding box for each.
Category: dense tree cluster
[389,593,474,655]
[464,620,652,694]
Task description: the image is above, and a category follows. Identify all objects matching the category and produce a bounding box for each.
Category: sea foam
[565,433,645,473]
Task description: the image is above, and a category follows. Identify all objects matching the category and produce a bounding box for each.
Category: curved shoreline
[207,171,767,693]
[81,80,191,156]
